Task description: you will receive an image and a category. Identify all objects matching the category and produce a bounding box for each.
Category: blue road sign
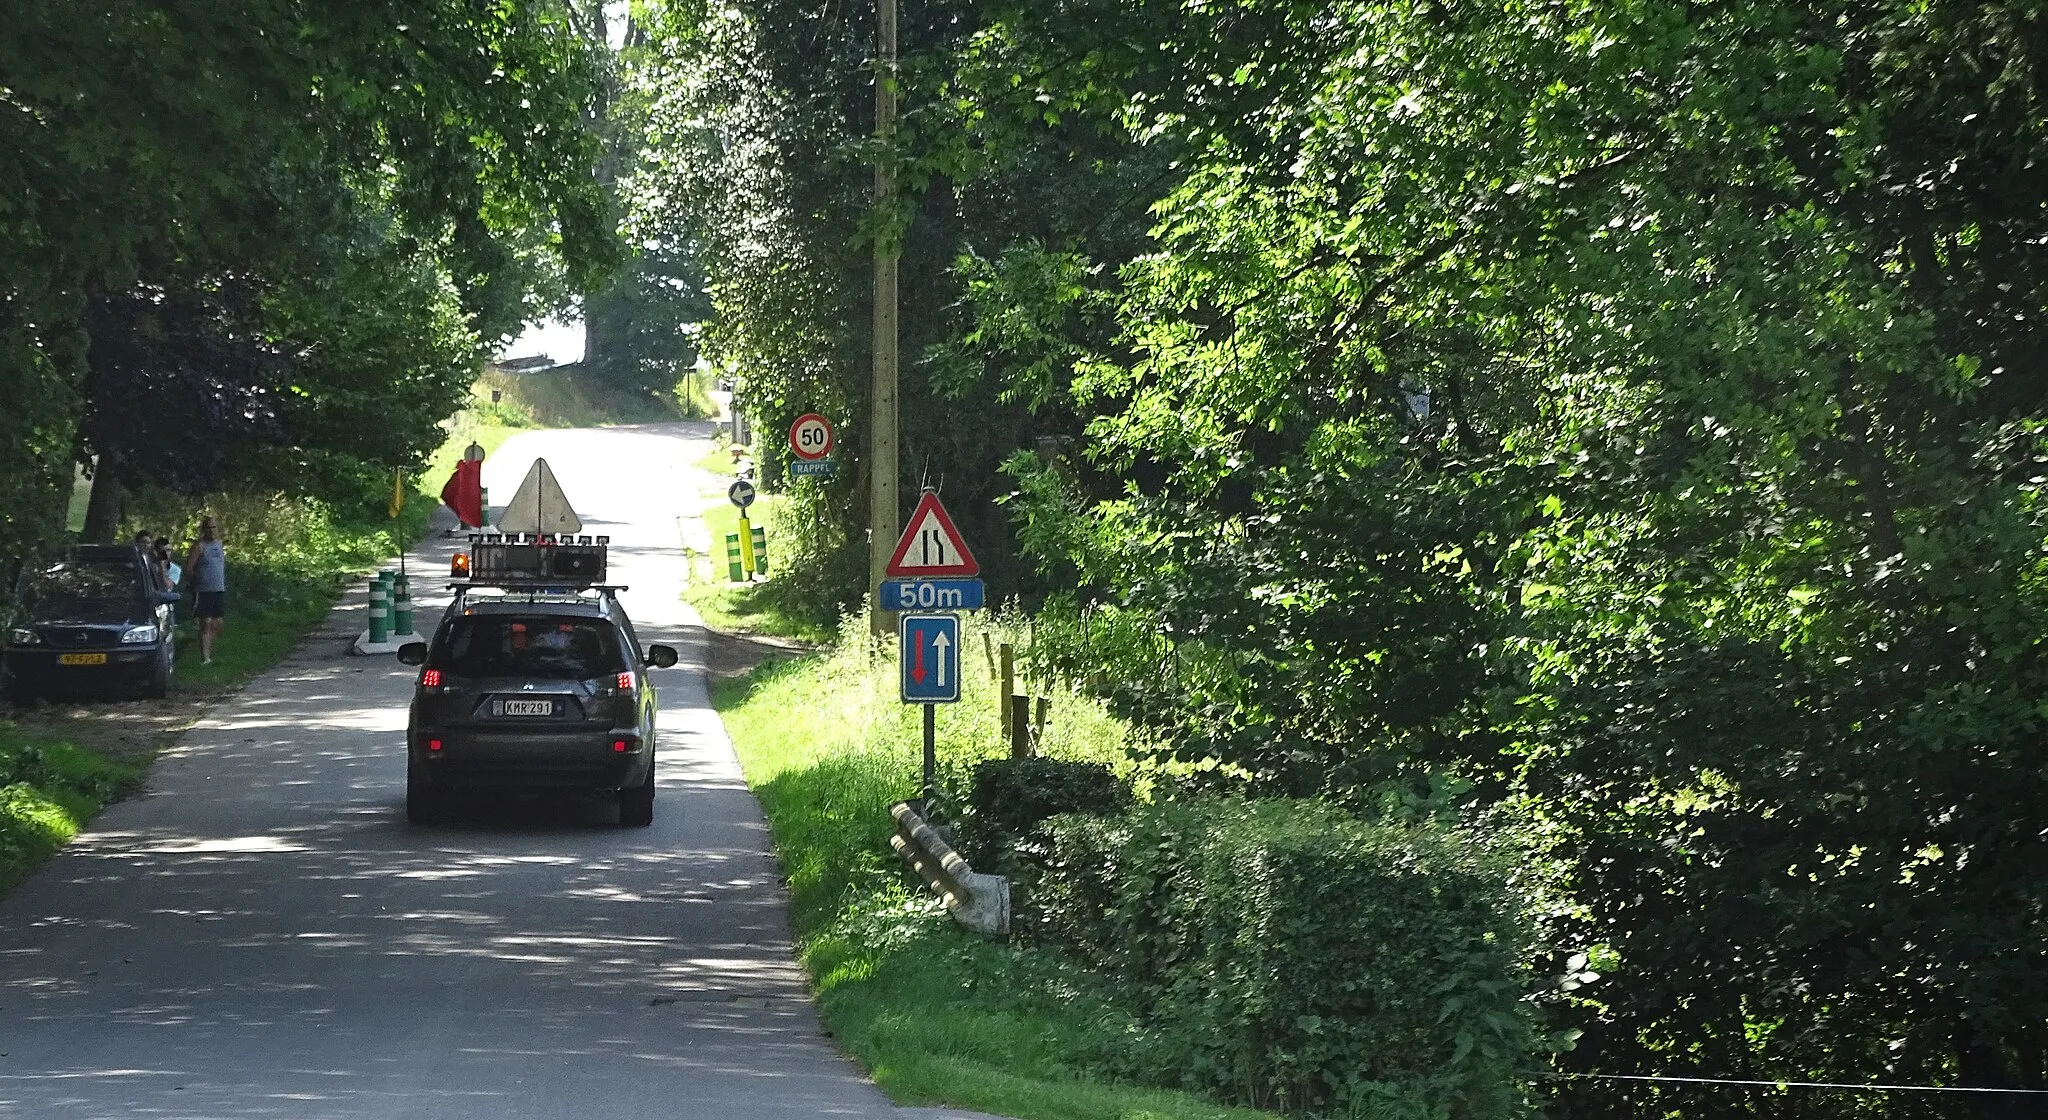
[880,578,985,611]
[899,614,961,704]
[789,458,837,478]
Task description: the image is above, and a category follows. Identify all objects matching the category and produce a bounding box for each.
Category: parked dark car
[4,545,177,703]
[397,590,678,826]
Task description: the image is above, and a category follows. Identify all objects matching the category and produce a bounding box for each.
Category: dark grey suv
[397,544,678,826]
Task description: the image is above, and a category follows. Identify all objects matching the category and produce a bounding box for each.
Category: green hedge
[1037,799,1538,1118]
[958,756,1129,870]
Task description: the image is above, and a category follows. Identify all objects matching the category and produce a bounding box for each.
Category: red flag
[440,459,483,528]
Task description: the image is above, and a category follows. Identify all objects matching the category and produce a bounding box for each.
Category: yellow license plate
[57,653,107,666]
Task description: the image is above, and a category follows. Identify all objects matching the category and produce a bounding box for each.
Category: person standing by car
[183,517,227,665]
[133,531,168,593]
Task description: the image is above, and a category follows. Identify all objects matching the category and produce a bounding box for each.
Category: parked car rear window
[435,617,629,680]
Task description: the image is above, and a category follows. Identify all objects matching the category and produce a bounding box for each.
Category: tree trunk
[81,454,124,543]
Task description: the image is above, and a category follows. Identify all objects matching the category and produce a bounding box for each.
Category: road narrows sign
[789,413,835,461]
[883,491,979,578]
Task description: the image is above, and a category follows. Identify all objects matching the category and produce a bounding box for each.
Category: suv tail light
[616,671,634,692]
[421,668,442,688]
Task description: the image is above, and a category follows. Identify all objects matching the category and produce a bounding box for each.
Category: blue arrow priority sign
[899,614,961,704]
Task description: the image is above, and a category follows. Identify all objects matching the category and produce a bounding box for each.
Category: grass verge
[714,622,1276,1120]
[157,493,435,692]
[480,364,680,427]
[0,725,140,896]
[685,494,836,644]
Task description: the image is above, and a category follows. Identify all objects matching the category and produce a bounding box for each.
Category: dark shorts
[196,591,227,619]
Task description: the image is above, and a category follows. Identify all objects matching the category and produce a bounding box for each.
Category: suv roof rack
[450,533,615,589]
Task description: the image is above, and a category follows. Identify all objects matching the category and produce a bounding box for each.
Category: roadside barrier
[889,800,1009,936]
[392,572,413,637]
[368,574,391,644]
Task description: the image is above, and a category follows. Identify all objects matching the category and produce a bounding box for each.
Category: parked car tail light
[612,739,631,753]
[420,669,442,688]
[427,738,443,752]
[616,671,634,692]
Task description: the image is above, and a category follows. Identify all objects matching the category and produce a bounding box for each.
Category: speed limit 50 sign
[789,413,835,461]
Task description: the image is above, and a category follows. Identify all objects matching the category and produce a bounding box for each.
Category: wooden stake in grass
[998,642,1015,744]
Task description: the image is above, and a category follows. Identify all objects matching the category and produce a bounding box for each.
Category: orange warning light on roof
[450,553,471,577]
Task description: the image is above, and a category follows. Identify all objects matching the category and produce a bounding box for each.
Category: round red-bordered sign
[789,413,835,461]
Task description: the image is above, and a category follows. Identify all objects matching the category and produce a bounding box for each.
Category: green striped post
[391,573,413,637]
[751,524,768,575]
[725,534,745,582]
[368,575,391,644]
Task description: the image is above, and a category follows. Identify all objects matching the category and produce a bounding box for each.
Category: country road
[0,422,997,1120]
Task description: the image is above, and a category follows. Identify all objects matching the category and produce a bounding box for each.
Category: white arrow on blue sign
[899,614,961,703]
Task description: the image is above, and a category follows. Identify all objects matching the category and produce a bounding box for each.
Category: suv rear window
[434,616,629,680]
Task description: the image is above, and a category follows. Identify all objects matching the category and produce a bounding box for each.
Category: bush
[1037,798,1538,1118]
[958,756,1129,870]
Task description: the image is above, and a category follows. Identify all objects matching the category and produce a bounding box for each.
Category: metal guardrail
[889,801,1010,936]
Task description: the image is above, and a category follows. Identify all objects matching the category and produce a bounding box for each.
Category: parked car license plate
[495,699,553,717]
[57,653,108,666]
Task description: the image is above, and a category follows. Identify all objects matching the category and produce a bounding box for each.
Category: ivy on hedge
[1034,798,1537,1118]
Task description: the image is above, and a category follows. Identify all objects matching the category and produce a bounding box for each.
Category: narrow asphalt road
[0,422,998,1120]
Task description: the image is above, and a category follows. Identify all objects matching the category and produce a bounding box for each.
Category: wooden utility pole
[867,0,901,634]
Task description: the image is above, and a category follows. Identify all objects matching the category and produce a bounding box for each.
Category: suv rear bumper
[409,729,650,792]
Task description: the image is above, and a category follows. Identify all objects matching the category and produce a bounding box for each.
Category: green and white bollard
[479,484,490,526]
[751,524,768,575]
[725,533,745,582]
[368,575,391,645]
[391,573,413,637]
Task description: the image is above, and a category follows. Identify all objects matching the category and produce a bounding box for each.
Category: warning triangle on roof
[494,457,583,535]
[885,491,979,577]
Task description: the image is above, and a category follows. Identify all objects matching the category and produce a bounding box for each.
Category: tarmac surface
[0,422,1005,1120]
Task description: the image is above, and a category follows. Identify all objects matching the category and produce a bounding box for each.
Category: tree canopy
[0,0,616,545]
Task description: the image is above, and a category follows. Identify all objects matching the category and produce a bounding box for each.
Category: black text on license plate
[495,699,553,717]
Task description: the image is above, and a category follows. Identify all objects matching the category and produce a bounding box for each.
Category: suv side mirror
[644,644,679,669]
[396,642,429,666]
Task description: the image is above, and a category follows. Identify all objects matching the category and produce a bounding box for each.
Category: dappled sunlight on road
[0,425,935,1120]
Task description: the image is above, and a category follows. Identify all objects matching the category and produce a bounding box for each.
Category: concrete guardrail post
[889,801,1009,936]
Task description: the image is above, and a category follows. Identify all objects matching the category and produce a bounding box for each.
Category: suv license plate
[496,699,553,717]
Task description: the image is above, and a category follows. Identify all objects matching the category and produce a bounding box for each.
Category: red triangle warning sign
[885,492,980,577]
